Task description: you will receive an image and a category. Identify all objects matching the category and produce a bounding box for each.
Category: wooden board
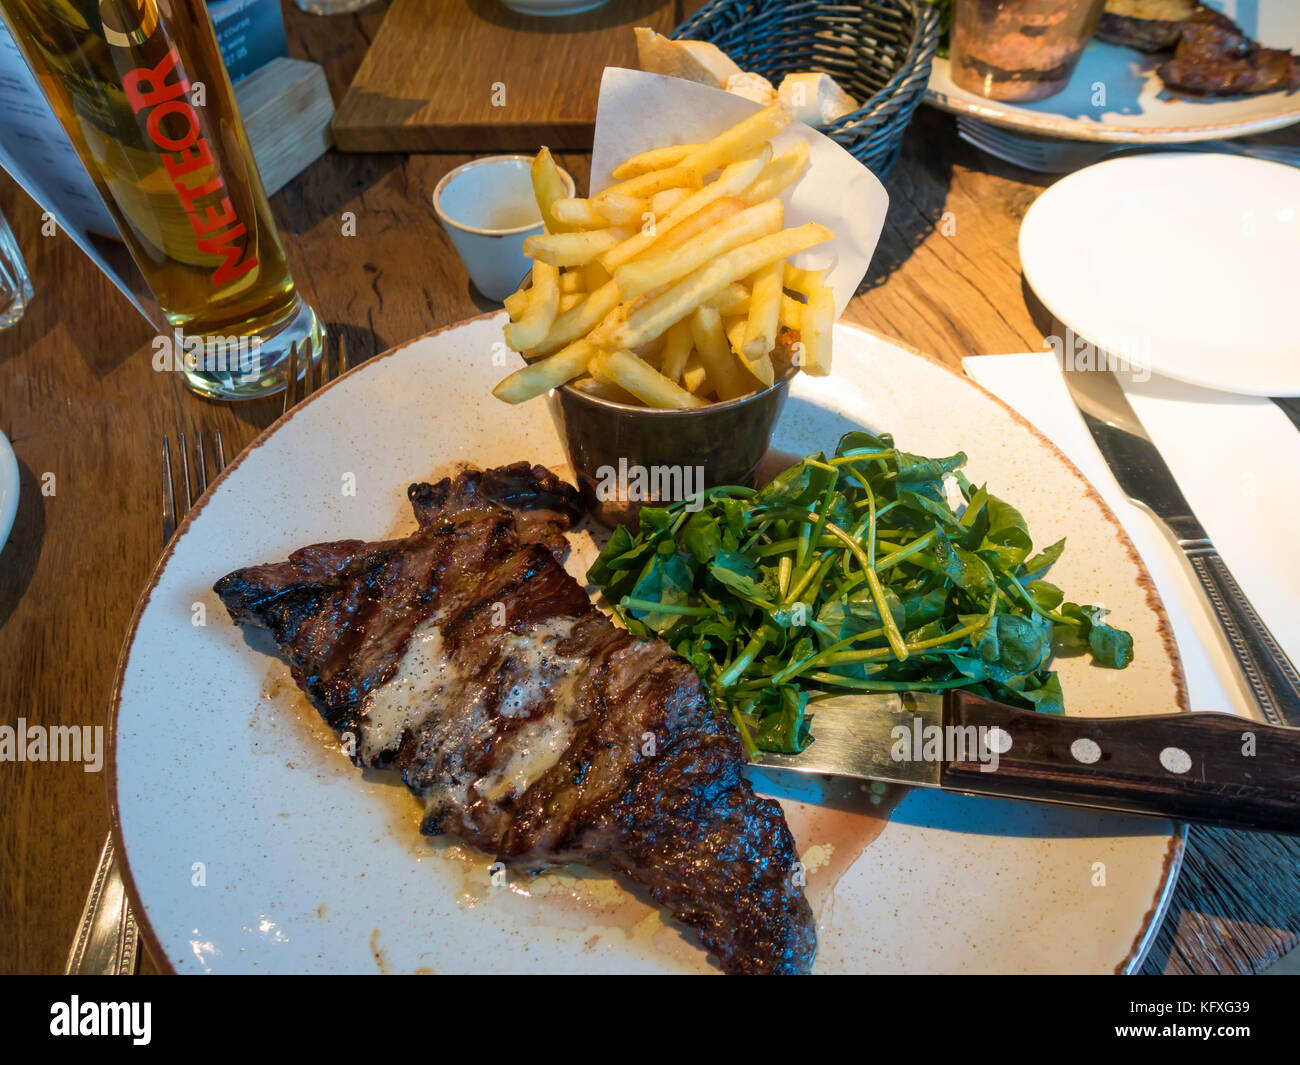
[331,0,681,153]
[237,57,335,197]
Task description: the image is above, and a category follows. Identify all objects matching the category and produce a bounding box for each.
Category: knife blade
[1061,364,1300,728]
[746,690,1300,835]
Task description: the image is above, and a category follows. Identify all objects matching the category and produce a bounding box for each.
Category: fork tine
[195,432,208,495]
[161,436,176,547]
[304,336,315,397]
[179,431,193,512]
[214,427,226,474]
[282,341,298,416]
[318,334,330,388]
[338,333,348,374]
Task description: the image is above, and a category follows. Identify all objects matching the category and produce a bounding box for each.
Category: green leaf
[753,455,832,508]
[835,430,893,456]
[681,509,722,564]
[896,450,967,483]
[625,553,695,634]
[977,495,1033,570]
[708,551,769,601]
[1088,623,1134,669]
[1021,537,1066,581]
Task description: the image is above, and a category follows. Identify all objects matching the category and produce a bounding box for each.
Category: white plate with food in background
[109,315,1187,974]
[927,0,1300,142]
[1020,152,1300,396]
[0,427,18,553]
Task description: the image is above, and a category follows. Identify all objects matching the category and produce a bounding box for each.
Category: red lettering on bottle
[198,223,258,287]
[163,139,213,182]
[123,47,188,113]
[190,197,237,237]
[147,98,199,152]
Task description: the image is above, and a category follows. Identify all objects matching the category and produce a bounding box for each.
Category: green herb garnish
[588,432,1133,756]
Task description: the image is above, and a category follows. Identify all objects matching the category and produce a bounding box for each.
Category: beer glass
[0,0,323,400]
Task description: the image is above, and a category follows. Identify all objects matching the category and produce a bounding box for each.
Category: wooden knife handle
[941,691,1300,835]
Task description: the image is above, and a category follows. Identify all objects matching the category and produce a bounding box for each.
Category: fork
[65,428,226,975]
[957,115,1300,173]
[281,333,348,416]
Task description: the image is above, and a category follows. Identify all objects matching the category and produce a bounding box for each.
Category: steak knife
[1062,365,1300,728]
[748,690,1300,835]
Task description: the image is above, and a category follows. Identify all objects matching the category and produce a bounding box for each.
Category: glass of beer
[0,0,323,400]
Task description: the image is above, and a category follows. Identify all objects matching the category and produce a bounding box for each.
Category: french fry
[531,147,572,233]
[503,287,529,321]
[592,192,645,226]
[558,292,584,313]
[614,198,784,300]
[551,198,610,229]
[650,187,691,215]
[589,348,706,409]
[623,197,742,264]
[594,164,701,207]
[523,227,628,267]
[581,260,611,292]
[783,263,824,297]
[681,352,709,396]
[492,338,593,403]
[690,306,753,401]
[659,318,694,383]
[605,222,833,350]
[800,279,834,376]
[739,143,811,205]
[503,261,559,351]
[706,282,750,316]
[558,270,585,294]
[570,374,642,405]
[599,147,771,272]
[611,143,698,180]
[529,279,621,356]
[742,261,782,361]
[779,292,804,330]
[681,101,792,177]
[747,353,775,388]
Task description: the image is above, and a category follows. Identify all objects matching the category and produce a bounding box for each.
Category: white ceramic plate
[110,317,1186,974]
[0,427,18,552]
[927,1,1300,143]
[1020,152,1300,396]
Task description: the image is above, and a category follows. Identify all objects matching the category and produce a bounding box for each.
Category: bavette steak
[213,462,816,975]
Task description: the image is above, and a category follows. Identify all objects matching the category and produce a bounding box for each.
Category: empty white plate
[1020,153,1300,396]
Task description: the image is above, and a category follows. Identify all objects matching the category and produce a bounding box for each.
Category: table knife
[1062,365,1300,728]
[748,690,1300,835]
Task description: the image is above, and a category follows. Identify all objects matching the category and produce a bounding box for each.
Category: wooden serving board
[331,0,683,153]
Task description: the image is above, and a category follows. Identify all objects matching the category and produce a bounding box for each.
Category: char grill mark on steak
[213,463,816,975]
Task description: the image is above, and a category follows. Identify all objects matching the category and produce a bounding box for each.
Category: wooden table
[1,2,1297,976]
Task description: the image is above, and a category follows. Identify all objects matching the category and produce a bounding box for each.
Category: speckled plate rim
[105,312,1188,975]
[925,79,1300,144]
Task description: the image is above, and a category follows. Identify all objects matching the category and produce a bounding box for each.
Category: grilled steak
[1157,8,1300,95]
[214,462,816,975]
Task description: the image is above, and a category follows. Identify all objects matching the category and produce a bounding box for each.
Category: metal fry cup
[546,368,797,528]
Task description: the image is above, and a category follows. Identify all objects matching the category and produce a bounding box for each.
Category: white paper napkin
[588,68,888,317]
[963,353,1300,721]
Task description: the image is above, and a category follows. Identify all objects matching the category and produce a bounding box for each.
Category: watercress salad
[587,431,1134,756]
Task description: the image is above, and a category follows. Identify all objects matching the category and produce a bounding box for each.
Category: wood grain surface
[331,0,681,152]
[0,1,1297,975]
